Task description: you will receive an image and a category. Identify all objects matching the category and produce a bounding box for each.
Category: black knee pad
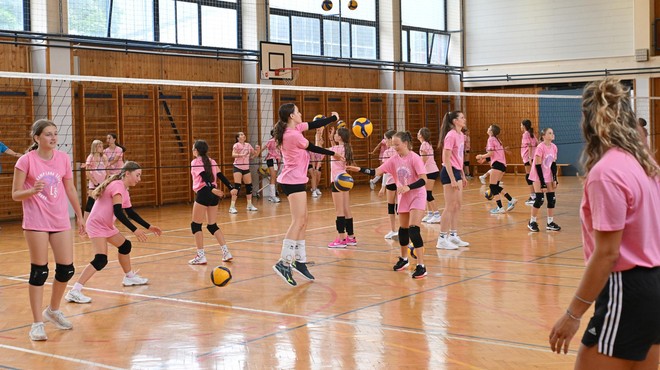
[117,239,132,255]
[90,254,108,271]
[533,192,545,209]
[387,203,396,215]
[525,174,533,186]
[29,263,49,286]
[191,222,202,234]
[233,184,241,194]
[489,184,501,196]
[398,227,410,247]
[206,223,220,235]
[245,183,253,194]
[55,263,75,282]
[426,190,434,202]
[85,196,95,213]
[335,216,346,233]
[547,192,556,208]
[409,225,424,248]
[497,186,504,195]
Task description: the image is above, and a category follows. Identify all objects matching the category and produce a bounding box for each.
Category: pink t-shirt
[85,154,107,189]
[382,146,396,185]
[330,144,346,180]
[580,148,660,271]
[419,141,439,174]
[277,122,311,185]
[528,142,558,183]
[86,180,132,238]
[486,136,506,165]
[378,151,427,211]
[191,156,220,192]
[232,142,254,171]
[104,146,124,176]
[520,131,538,164]
[442,129,465,170]
[15,150,73,232]
[265,138,281,161]
[378,139,387,161]
[309,152,324,169]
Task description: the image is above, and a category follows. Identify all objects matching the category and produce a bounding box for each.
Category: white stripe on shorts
[599,272,623,356]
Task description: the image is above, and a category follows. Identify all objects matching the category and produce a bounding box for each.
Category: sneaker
[436,237,459,250]
[506,198,518,212]
[547,222,562,231]
[222,247,233,262]
[228,207,238,214]
[408,244,417,259]
[421,212,433,223]
[123,273,148,286]
[412,265,427,279]
[43,307,72,330]
[247,205,258,211]
[393,257,409,271]
[188,254,207,265]
[479,174,487,185]
[328,237,347,248]
[489,207,505,215]
[369,179,376,190]
[29,322,47,341]
[448,235,470,247]
[65,289,92,304]
[384,230,398,239]
[311,190,320,198]
[291,261,315,281]
[525,197,535,206]
[427,214,442,224]
[273,261,297,286]
[528,221,540,232]
[269,196,281,203]
[315,189,322,195]
[345,236,357,246]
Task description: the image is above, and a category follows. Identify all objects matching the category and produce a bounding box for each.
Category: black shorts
[440,166,462,185]
[195,186,219,207]
[279,183,306,195]
[581,266,660,361]
[308,165,321,172]
[463,161,470,167]
[426,171,440,180]
[233,166,250,175]
[385,183,397,191]
[332,182,340,192]
[491,161,507,172]
[523,161,531,166]
[266,159,278,168]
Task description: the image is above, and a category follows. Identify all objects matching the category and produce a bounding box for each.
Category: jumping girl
[229,131,261,214]
[418,127,441,224]
[527,128,561,232]
[475,124,517,214]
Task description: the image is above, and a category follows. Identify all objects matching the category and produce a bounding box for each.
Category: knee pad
[29,263,49,286]
[489,184,500,196]
[426,190,434,202]
[335,216,346,233]
[398,227,410,247]
[497,186,504,195]
[409,225,424,248]
[525,174,533,186]
[206,223,219,235]
[117,239,132,255]
[85,196,95,213]
[245,183,253,194]
[533,192,545,209]
[233,184,241,194]
[191,222,202,234]
[387,203,396,215]
[547,192,556,208]
[55,263,75,282]
[90,254,108,271]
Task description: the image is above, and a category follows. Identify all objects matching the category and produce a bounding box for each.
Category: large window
[68,0,240,49]
[0,0,29,31]
[269,0,378,60]
[401,0,450,65]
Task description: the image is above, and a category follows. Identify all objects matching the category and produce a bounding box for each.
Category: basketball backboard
[260,41,293,80]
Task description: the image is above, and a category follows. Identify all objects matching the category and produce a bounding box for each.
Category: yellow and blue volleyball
[336,120,346,129]
[334,173,354,191]
[348,0,358,10]
[484,188,494,201]
[313,114,326,121]
[322,0,333,11]
[352,117,373,138]
[210,266,232,287]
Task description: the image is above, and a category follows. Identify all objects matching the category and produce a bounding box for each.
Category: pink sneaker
[345,236,357,246]
[328,237,347,248]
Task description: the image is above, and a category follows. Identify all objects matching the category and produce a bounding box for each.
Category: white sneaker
[228,207,238,214]
[311,189,320,198]
[421,212,433,223]
[269,196,281,203]
[316,188,322,195]
[29,322,47,341]
[221,247,233,262]
[123,272,148,286]
[506,198,517,212]
[247,205,258,211]
[65,289,92,304]
[436,237,459,250]
[369,179,376,190]
[43,307,73,330]
[188,254,207,265]
[489,207,505,215]
[384,230,398,239]
[479,174,487,185]
[427,214,442,224]
[448,235,470,247]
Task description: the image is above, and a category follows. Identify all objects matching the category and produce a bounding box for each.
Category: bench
[473,163,570,176]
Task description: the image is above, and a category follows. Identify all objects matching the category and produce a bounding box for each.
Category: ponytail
[92,161,141,199]
[438,111,462,151]
[194,140,214,182]
[522,119,534,139]
[274,103,296,146]
[336,127,354,164]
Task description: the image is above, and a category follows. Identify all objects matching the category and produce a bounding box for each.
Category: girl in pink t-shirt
[229,132,261,214]
[476,124,517,214]
[348,132,429,279]
[82,139,108,221]
[271,104,343,286]
[526,128,560,232]
[520,119,539,205]
[418,128,441,224]
[549,78,660,367]
[188,140,237,265]
[327,127,357,248]
[264,130,282,203]
[378,130,398,239]
[65,161,162,305]
[12,119,85,341]
[104,133,125,176]
[309,126,325,198]
[461,126,472,178]
[435,111,470,250]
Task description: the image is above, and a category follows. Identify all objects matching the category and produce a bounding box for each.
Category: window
[0,0,28,31]
[291,16,320,55]
[270,15,290,44]
[400,0,450,65]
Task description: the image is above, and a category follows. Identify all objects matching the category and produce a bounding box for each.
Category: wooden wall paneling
[220,88,248,181]
[348,94,370,185]
[190,88,221,193]
[0,42,30,72]
[368,94,388,169]
[157,87,190,204]
[404,71,449,92]
[423,96,444,164]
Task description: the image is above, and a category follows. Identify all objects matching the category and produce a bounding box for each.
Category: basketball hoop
[271,68,300,85]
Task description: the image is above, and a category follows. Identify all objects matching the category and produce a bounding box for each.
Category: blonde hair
[89,139,104,157]
[580,78,658,177]
[92,161,141,199]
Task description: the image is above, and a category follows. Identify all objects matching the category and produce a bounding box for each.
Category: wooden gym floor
[0,176,623,369]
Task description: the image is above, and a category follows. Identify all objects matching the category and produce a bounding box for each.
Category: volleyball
[484,188,494,201]
[336,120,346,129]
[348,0,358,10]
[321,0,333,11]
[352,117,373,138]
[334,173,354,191]
[210,266,232,287]
[313,114,326,121]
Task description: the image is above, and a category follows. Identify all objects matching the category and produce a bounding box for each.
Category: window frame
[401,26,450,65]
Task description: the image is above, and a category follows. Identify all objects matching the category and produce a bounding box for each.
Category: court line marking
[0,344,125,370]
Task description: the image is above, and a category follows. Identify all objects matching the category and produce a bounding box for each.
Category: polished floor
[0,176,606,369]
